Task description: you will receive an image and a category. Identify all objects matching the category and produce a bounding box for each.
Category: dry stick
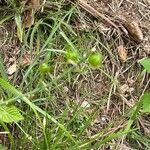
[77,0,119,30]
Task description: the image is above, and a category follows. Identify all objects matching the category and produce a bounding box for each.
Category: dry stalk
[71,0,119,30]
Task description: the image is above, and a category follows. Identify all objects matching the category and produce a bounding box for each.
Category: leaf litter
[0,0,150,149]
[23,0,40,28]
[117,45,127,62]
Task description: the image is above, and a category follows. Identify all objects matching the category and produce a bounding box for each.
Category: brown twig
[70,0,119,30]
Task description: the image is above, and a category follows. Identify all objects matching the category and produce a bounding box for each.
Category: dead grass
[0,0,150,149]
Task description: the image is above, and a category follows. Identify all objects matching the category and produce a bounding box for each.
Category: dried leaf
[23,0,40,28]
[146,0,150,5]
[21,52,31,66]
[123,20,143,43]
[117,45,127,62]
[120,84,130,94]
[23,10,35,28]
[7,63,16,75]
[81,101,90,108]
[30,0,40,9]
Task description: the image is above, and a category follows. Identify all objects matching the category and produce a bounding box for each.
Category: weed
[0,0,150,149]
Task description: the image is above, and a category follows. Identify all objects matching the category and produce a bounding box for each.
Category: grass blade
[0,78,77,145]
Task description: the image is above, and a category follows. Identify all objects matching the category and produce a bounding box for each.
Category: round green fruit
[39,63,50,74]
[66,50,79,63]
[88,53,103,68]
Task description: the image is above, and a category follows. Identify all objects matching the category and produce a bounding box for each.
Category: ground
[0,0,150,149]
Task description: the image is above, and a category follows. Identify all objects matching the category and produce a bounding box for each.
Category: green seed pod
[66,50,79,64]
[88,52,103,68]
[39,63,51,74]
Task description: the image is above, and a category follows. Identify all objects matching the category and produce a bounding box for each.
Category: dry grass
[0,0,150,149]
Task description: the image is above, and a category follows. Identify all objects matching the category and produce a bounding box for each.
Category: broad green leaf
[139,58,150,73]
[142,93,150,112]
[15,14,23,42]
[0,105,24,123]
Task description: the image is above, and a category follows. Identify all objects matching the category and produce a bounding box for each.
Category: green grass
[0,0,150,149]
